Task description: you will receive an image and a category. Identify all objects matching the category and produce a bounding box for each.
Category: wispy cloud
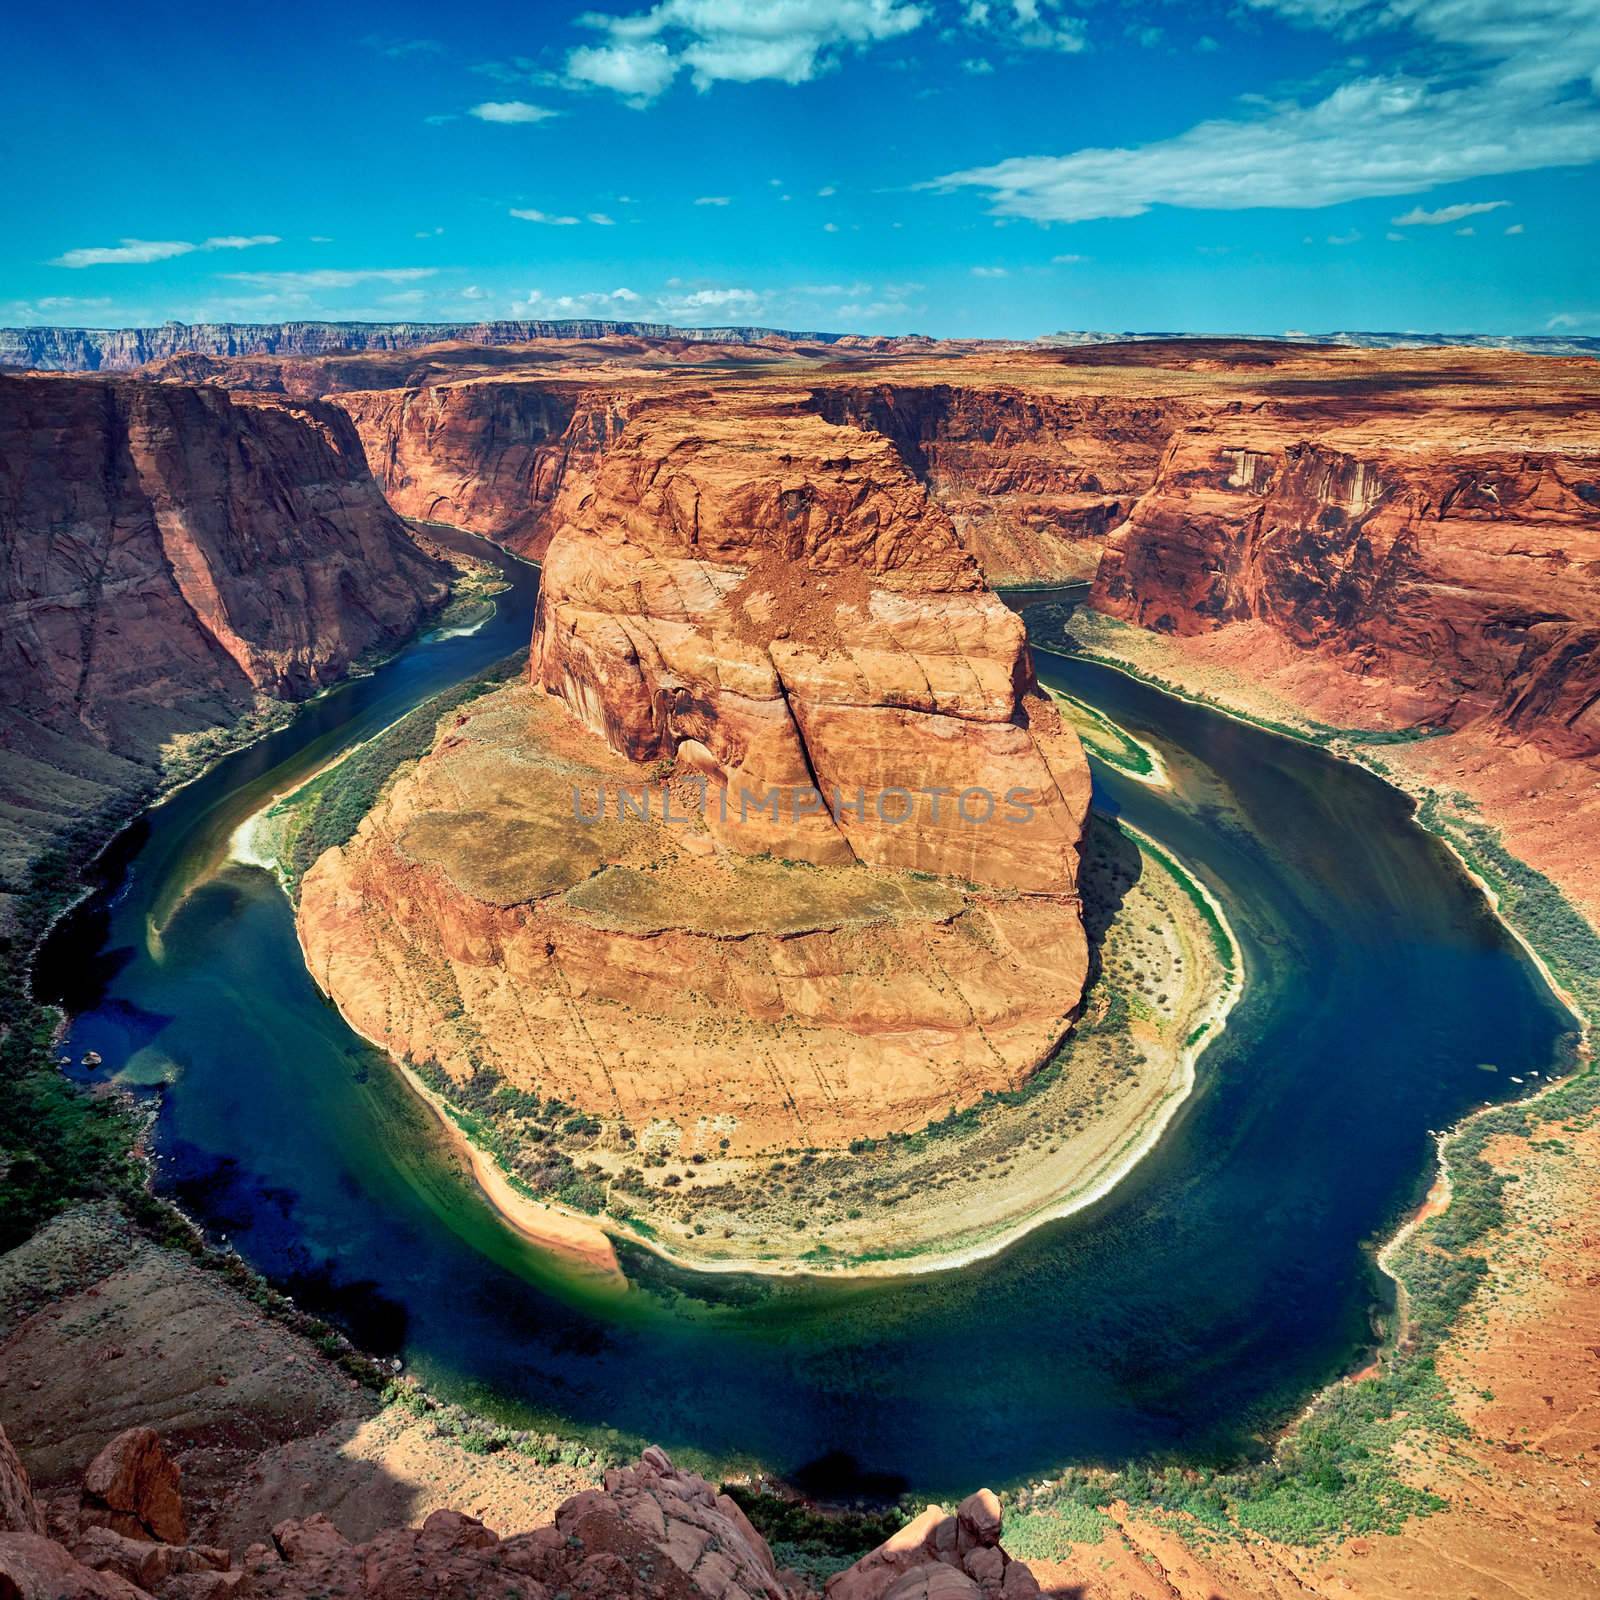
[1391,200,1507,226]
[929,3,1600,222]
[220,267,437,290]
[52,235,280,268]
[363,35,443,58]
[469,100,559,124]
[510,208,582,225]
[694,195,731,206]
[962,0,1087,55]
[566,0,928,105]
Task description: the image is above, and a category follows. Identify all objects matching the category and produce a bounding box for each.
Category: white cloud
[587,212,617,225]
[517,286,646,315]
[1327,229,1361,244]
[1386,230,1406,240]
[818,185,838,197]
[928,2,1600,222]
[971,265,1009,276]
[836,299,911,320]
[822,220,840,231]
[660,286,763,312]
[694,195,731,206]
[1545,310,1598,330]
[1391,200,1507,225]
[511,208,582,224]
[1505,222,1525,234]
[461,285,487,300]
[567,0,928,103]
[221,268,437,290]
[964,0,1087,55]
[203,234,282,250]
[414,226,445,238]
[963,57,993,73]
[1050,252,1085,263]
[567,40,679,102]
[1455,225,1476,235]
[469,100,559,123]
[51,235,280,268]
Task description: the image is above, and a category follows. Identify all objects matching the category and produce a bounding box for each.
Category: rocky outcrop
[0,321,852,373]
[6,1422,930,1600]
[827,1490,1037,1600]
[300,385,1090,1155]
[531,387,1089,888]
[79,1431,186,1546]
[0,1423,44,1536]
[0,373,448,889]
[332,380,620,557]
[1093,426,1600,755]
[810,383,1195,582]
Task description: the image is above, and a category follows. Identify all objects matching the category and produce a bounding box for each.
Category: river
[34,537,1575,1497]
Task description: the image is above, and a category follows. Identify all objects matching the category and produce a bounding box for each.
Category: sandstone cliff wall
[809,383,1195,582]
[530,386,1091,889]
[331,381,624,557]
[0,373,448,889]
[1093,428,1600,756]
[0,320,852,373]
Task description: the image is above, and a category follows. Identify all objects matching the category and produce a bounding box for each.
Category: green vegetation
[0,797,153,1249]
[724,1490,910,1587]
[380,1379,617,1472]
[409,1059,612,1215]
[275,650,528,894]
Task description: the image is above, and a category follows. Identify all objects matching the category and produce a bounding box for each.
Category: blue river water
[36,540,1576,1496]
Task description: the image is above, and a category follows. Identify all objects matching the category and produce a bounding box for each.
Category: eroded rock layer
[810,382,1197,582]
[332,380,620,557]
[301,386,1090,1152]
[0,373,448,889]
[1093,409,1600,757]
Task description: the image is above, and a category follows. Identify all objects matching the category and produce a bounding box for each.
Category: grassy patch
[275,650,527,895]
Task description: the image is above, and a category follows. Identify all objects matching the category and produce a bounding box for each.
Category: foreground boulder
[0,1425,44,1537]
[827,1490,1037,1600]
[79,1430,187,1546]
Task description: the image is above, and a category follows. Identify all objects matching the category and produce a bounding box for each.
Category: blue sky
[5,0,1598,338]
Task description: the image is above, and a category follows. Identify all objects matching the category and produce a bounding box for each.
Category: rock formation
[331,379,620,557]
[0,373,448,893]
[1093,415,1600,757]
[0,1422,1042,1600]
[0,320,854,373]
[810,382,1196,582]
[826,1489,1038,1600]
[299,385,1090,1154]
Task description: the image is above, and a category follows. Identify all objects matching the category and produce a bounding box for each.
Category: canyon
[295,380,1097,1186]
[2,328,1598,1600]
[0,373,450,921]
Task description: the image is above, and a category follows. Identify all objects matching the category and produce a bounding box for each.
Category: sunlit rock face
[301,384,1090,1155]
[531,384,1091,889]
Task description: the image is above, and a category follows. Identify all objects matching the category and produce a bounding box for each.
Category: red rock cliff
[0,373,449,878]
[332,380,624,557]
[810,382,1195,583]
[1093,424,1600,756]
[531,384,1090,890]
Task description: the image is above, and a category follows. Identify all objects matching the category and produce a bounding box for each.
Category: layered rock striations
[0,373,448,890]
[810,382,1197,583]
[0,319,857,373]
[298,386,1091,1154]
[1093,416,1600,757]
[331,379,622,557]
[529,388,1090,887]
